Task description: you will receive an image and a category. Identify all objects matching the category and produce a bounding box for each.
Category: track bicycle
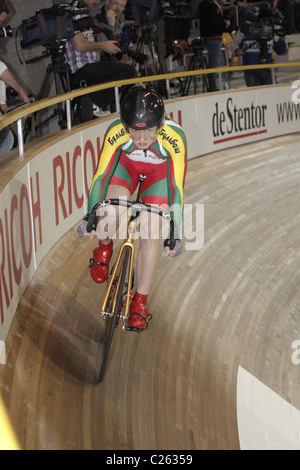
[86,174,176,383]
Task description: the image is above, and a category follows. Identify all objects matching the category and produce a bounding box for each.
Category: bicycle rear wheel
[98,246,130,383]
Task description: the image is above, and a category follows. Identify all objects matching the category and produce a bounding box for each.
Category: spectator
[230,7,287,86]
[295,0,300,32]
[0,0,8,22]
[276,0,295,34]
[0,0,30,155]
[199,0,227,91]
[64,0,137,120]
[0,80,14,155]
[92,0,127,47]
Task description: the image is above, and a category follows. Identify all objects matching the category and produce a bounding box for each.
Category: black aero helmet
[120,87,165,131]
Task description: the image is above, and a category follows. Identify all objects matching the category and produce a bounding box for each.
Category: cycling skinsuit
[88,118,187,230]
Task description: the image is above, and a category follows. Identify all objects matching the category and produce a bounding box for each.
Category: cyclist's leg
[127,165,169,331]
[136,211,162,294]
[99,154,140,242]
[96,184,131,242]
[90,154,140,283]
[90,184,130,283]
[90,152,136,283]
[127,213,162,331]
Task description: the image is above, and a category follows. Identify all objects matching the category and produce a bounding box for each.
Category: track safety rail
[1,62,300,156]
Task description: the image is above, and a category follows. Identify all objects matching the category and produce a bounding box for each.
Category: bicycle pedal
[123,325,143,333]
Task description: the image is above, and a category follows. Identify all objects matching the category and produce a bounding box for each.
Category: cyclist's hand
[77,220,97,239]
[164,239,182,258]
[83,230,97,240]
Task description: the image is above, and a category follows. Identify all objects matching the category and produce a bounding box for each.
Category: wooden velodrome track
[0,132,300,450]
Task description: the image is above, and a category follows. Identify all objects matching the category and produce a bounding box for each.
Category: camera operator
[91,0,150,73]
[230,7,287,87]
[64,0,137,120]
[91,0,133,64]
[0,0,30,155]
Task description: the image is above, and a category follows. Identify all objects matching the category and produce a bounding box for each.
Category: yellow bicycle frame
[100,217,137,327]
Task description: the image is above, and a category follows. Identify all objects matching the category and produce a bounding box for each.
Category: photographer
[91,0,150,72]
[230,7,287,87]
[92,0,127,48]
[64,0,137,119]
[91,0,133,63]
[0,0,30,154]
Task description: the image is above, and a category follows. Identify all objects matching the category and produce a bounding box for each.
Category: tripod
[23,42,72,143]
[132,23,166,97]
[130,0,166,95]
[133,24,161,76]
[181,39,210,96]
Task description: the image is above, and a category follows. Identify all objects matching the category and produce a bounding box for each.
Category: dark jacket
[199,0,225,38]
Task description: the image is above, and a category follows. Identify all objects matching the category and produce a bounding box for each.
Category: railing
[1,62,299,156]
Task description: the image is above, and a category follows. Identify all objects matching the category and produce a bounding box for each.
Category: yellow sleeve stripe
[89,121,128,194]
[158,124,187,202]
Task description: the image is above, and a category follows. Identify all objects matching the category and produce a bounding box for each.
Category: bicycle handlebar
[86,198,177,249]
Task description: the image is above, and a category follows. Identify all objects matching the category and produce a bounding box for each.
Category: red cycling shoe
[89,241,113,283]
[127,293,152,332]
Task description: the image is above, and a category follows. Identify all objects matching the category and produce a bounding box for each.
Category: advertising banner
[0,164,36,340]
[166,84,300,158]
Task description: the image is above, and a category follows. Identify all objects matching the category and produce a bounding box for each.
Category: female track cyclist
[80,86,187,332]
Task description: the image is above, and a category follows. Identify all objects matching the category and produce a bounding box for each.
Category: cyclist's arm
[158,121,188,232]
[78,121,128,238]
[87,119,128,213]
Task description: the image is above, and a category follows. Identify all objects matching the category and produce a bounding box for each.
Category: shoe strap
[129,312,152,327]
[89,258,109,269]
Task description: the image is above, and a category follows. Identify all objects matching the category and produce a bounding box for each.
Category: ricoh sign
[0,128,104,342]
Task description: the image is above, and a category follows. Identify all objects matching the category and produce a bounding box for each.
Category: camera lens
[0,25,12,38]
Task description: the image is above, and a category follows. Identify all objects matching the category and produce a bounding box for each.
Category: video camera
[190,37,205,55]
[18,3,92,50]
[116,41,147,64]
[242,21,274,40]
[161,0,190,17]
[242,20,287,41]
[241,3,287,41]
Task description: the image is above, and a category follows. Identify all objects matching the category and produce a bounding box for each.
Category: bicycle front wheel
[98,246,130,383]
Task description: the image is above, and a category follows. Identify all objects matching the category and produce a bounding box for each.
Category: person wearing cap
[79,87,187,332]
[230,6,287,87]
